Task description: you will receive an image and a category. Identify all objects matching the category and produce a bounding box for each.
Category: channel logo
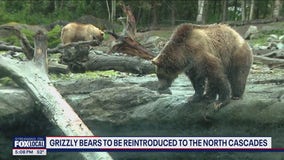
[14,136,46,148]
[13,136,46,156]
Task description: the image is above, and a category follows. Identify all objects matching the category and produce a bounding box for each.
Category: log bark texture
[68,53,156,74]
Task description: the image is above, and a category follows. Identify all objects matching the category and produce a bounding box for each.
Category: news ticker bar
[13,136,282,156]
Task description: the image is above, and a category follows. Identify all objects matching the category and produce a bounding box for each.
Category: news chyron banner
[13,136,273,156]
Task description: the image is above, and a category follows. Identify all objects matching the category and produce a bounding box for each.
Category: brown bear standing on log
[61,22,104,44]
[60,23,104,64]
[152,23,253,106]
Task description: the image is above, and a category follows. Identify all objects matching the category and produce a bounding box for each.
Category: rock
[53,78,128,95]
[0,87,34,125]
[66,85,161,124]
[244,25,258,40]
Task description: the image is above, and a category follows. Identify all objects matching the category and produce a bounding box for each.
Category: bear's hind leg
[229,45,252,100]
[229,66,250,100]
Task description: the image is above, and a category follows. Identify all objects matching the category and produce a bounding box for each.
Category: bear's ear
[151,57,160,66]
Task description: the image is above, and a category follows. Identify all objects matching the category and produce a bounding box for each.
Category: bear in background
[61,22,104,45]
[152,23,253,106]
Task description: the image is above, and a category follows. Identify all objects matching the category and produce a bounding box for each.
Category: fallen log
[48,39,101,54]
[0,31,112,160]
[68,53,156,74]
[0,43,23,52]
[261,49,284,58]
[254,55,284,68]
[48,61,69,74]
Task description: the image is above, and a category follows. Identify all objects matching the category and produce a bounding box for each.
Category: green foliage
[0,77,17,87]
[21,29,35,44]
[250,35,267,46]
[47,25,62,48]
[0,25,62,48]
[250,28,284,46]
[0,35,19,46]
[0,28,34,47]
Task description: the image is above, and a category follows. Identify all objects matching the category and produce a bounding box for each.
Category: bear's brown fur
[152,23,253,106]
[61,22,104,44]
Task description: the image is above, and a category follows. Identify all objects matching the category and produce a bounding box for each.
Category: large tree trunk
[241,0,246,22]
[222,0,228,22]
[196,0,208,24]
[111,0,116,23]
[273,0,283,19]
[150,0,159,30]
[171,1,176,26]
[249,0,255,21]
[0,31,112,160]
[106,0,111,22]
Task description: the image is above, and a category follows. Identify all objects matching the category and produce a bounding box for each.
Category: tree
[249,0,255,21]
[111,0,116,23]
[272,0,283,19]
[222,0,228,21]
[170,1,176,26]
[241,0,246,21]
[150,0,159,29]
[196,0,208,24]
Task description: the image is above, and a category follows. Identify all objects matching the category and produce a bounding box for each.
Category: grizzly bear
[61,22,104,45]
[152,23,253,106]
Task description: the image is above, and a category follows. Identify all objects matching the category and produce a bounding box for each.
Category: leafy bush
[21,28,35,44]
[0,35,19,46]
[47,25,62,48]
[0,24,62,49]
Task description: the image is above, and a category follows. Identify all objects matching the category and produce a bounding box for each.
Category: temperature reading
[13,149,46,156]
[37,150,44,154]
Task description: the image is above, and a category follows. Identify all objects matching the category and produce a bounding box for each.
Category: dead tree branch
[0,25,34,59]
[107,31,155,60]
[120,2,136,39]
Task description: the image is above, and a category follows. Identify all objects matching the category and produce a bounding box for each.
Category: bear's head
[152,48,180,94]
[88,25,104,42]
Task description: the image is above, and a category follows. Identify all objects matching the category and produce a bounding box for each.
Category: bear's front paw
[211,99,230,110]
[188,94,203,103]
[158,88,172,95]
[231,96,241,100]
